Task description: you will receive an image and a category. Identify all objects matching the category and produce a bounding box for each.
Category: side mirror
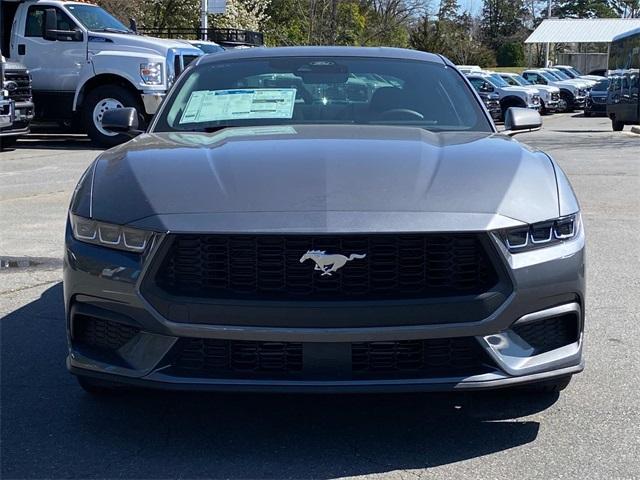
[503,107,542,136]
[101,108,143,137]
[43,8,57,41]
[129,18,138,34]
[43,8,84,42]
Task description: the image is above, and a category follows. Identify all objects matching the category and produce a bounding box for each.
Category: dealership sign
[207,0,227,14]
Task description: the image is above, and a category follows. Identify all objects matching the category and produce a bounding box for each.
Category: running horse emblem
[299,250,367,276]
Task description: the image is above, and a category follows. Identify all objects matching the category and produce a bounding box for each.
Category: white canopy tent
[526,19,640,69]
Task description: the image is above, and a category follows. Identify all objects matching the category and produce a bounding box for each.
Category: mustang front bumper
[64,223,585,392]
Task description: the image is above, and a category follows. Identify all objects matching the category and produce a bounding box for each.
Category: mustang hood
[85,125,560,233]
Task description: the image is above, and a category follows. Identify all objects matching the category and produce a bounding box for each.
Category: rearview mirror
[101,108,143,137]
[503,107,542,136]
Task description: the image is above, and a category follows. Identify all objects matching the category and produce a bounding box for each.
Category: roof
[525,18,640,43]
[612,26,640,41]
[197,46,445,66]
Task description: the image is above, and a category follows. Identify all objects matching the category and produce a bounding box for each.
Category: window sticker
[179,88,297,124]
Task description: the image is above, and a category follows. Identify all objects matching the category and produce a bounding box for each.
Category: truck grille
[164,337,494,380]
[3,71,32,102]
[153,233,499,301]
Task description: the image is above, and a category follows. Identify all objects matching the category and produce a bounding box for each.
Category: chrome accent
[299,250,367,276]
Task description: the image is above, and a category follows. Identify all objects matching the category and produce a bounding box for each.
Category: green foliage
[497,42,525,66]
[552,0,619,18]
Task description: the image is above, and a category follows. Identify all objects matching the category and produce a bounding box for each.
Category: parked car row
[458,65,607,121]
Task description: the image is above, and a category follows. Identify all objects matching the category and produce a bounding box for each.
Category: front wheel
[82,85,142,148]
[612,118,624,131]
[559,92,573,113]
[1,136,18,150]
[583,110,591,117]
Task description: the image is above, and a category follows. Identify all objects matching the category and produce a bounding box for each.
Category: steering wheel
[378,109,424,120]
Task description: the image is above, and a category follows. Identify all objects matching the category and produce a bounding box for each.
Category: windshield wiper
[91,27,131,34]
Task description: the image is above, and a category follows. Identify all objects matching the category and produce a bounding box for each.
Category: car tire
[82,85,143,148]
[540,101,548,115]
[559,92,574,113]
[612,119,624,131]
[519,375,572,393]
[583,111,591,117]
[76,375,126,395]
[0,136,18,150]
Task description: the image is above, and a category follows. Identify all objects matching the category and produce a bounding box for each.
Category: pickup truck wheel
[1,137,18,150]
[558,92,573,113]
[612,118,624,131]
[82,85,140,147]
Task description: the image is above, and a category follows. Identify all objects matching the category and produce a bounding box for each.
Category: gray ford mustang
[64,47,585,394]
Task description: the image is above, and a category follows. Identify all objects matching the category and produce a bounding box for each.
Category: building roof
[525,18,640,43]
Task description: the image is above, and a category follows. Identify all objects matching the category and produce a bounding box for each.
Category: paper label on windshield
[179,89,296,124]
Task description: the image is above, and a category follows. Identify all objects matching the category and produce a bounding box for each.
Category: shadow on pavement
[7,132,99,151]
[1,284,558,479]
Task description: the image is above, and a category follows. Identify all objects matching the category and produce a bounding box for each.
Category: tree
[497,42,525,66]
[212,0,271,31]
[552,0,618,17]
[481,0,529,51]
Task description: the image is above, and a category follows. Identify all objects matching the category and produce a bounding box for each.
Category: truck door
[15,5,85,102]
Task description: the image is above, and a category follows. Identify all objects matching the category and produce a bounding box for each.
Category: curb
[631,125,640,135]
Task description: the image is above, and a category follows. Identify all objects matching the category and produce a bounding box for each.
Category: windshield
[514,75,531,85]
[542,71,560,81]
[558,68,577,78]
[154,56,492,133]
[570,67,583,76]
[592,79,609,91]
[66,4,130,33]
[489,74,509,87]
[551,69,571,80]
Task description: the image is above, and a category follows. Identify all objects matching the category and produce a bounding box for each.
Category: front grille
[512,313,579,355]
[352,337,491,377]
[592,96,606,104]
[74,316,139,351]
[4,71,32,102]
[164,337,494,380]
[154,233,499,301]
[170,338,303,377]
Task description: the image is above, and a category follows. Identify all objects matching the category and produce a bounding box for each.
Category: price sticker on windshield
[179,88,297,124]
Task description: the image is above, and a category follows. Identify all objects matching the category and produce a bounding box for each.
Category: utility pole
[544,0,551,66]
[201,0,208,40]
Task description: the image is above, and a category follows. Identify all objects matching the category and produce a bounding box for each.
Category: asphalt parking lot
[1,114,639,479]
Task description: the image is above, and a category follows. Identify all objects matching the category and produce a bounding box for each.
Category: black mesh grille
[171,339,303,377]
[154,233,499,301]
[4,71,32,102]
[352,338,490,377]
[74,316,139,351]
[512,313,579,354]
[165,337,493,380]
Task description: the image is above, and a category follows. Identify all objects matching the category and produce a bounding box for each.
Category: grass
[489,66,528,73]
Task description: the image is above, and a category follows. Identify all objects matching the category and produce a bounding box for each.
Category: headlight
[577,88,586,96]
[500,213,580,253]
[140,62,163,85]
[70,214,152,252]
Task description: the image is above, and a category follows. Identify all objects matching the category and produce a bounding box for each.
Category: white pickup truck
[1,0,202,146]
[522,69,588,112]
[465,72,541,118]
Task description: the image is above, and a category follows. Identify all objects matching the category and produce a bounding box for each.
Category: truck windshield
[153,56,492,133]
[514,75,531,85]
[489,74,509,87]
[66,4,130,33]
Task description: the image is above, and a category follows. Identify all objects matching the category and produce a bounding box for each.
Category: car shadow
[7,132,99,151]
[1,283,558,479]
